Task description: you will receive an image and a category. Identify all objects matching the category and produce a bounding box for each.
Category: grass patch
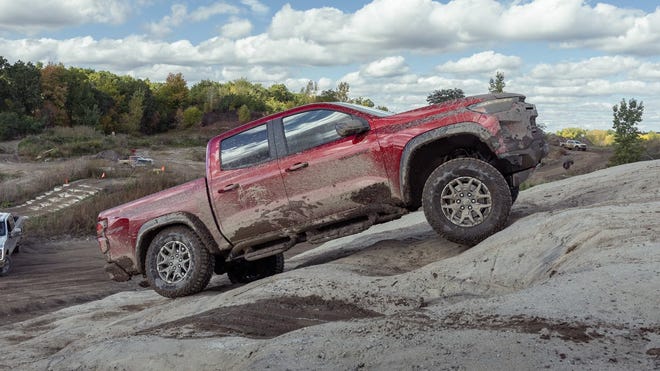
[28,170,194,237]
[18,126,130,159]
[0,158,105,207]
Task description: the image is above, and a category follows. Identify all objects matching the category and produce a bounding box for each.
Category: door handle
[286,162,309,172]
[219,183,239,193]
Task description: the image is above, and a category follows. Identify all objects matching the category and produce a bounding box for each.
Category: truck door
[275,109,391,226]
[207,122,291,244]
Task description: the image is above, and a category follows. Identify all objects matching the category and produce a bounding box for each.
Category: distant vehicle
[0,212,26,276]
[97,93,548,298]
[560,139,587,151]
[119,155,154,167]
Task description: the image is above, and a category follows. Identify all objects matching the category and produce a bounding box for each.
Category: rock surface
[1,160,659,370]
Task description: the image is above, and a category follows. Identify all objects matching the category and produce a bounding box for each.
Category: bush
[17,126,123,158]
[182,106,203,128]
[237,104,251,123]
[0,112,44,140]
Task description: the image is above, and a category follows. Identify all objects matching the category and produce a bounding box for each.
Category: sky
[1,0,660,132]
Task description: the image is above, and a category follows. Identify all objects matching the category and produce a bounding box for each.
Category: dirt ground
[0,238,143,326]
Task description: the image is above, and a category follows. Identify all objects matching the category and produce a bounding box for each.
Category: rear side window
[220,124,270,170]
[282,110,350,154]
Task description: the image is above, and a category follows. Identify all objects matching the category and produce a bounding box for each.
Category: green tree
[157,72,189,111]
[237,104,251,123]
[190,80,221,112]
[427,88,465,104]
[351,97,375,107]
[182,106,203,128]
[120,89,145,134]
[3,60,42,115]
[336,82,350,102]
[488,71,505,93]
[611,98,644,165]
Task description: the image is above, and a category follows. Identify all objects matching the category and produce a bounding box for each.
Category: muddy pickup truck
[0,212,25,276]
[97,93,547,298]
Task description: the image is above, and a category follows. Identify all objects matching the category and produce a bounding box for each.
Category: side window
[282,110,351,154]
[220,124,270,170]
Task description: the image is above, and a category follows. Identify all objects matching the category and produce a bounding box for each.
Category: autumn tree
[488,71,505,93]
[427,88,465,104]
[40,63,69,127]
[611,98,644,165]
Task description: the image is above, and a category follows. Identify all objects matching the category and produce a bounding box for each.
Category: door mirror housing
[335,118,370,137]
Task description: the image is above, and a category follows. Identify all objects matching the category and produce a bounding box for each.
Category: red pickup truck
[97,93,547,297]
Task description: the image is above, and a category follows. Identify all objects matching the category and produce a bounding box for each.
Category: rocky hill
[1,160,659,370]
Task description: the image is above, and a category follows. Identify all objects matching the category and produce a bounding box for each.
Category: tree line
[0,56,385,141]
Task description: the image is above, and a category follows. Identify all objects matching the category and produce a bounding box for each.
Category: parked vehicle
[560,139,587,151]
[97,93,548,297]
[0,212,25,276]
[119,155,154,167]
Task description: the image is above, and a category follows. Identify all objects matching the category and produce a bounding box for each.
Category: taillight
[97,219,108,237]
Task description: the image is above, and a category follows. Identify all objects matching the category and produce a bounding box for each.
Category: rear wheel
[422,158,512,246]
[227,253,284,284]
[145,226,214,298]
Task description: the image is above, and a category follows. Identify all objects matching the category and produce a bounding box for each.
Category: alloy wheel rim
[440,176,492,227]
[156,241,192,283]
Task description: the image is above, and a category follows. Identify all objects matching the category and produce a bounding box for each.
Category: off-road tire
[145,226,214,298]
[510,186,520,204]
[227,253,284,284]
[0,256,12,277]
[422,158,512,246]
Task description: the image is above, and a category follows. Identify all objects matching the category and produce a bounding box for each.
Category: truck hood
[374,93,525,126]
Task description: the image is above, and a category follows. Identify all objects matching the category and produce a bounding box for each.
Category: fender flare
[135,212,221,273]
[398,122,500,205]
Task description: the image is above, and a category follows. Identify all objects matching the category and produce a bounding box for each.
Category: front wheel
[227,253,284,284]
[0,256,12,277]
[422,158,512,246]
[145,226,214,298]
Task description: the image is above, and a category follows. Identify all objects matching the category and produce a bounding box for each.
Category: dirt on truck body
[97,93,547,298]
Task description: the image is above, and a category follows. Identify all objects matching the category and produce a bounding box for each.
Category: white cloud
[146,2,239,37]
[362,56,409,78]
[220,18,252,39]
[531,56,641,79]
[190,2,240,22]
[241,0,269,15]
[436,51,522,75]
[0,0,133,33]
[145,4,187,38]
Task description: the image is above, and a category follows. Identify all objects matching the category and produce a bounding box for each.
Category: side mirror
[11,228,21,237]
[335,118,370,137]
